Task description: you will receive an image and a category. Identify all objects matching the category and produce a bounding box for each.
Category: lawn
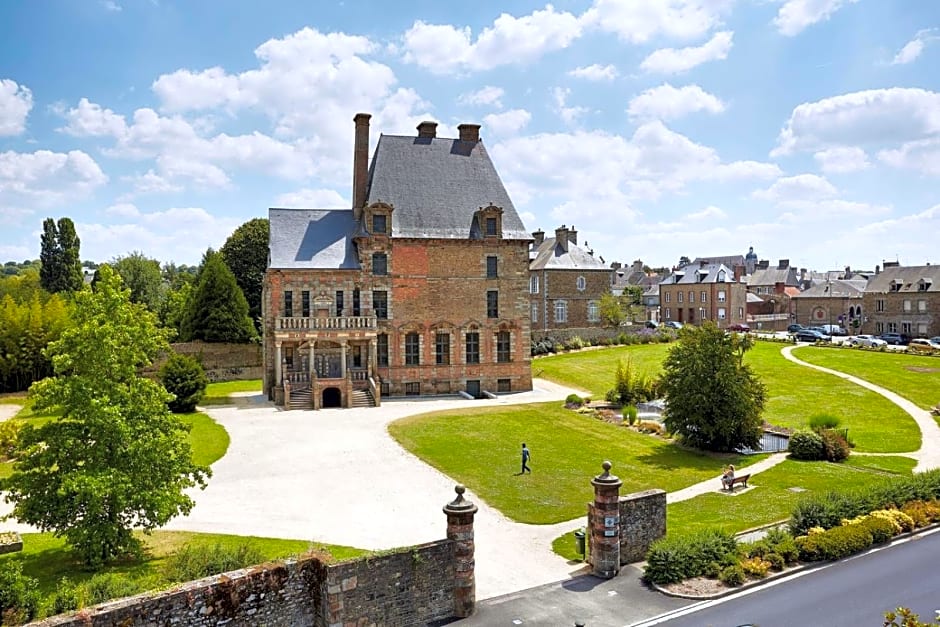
[201,379,262,405]
[793,345,940,411]
[0,530,368,611]
[534,343,671,398]
[746,341,920,453]
[389,401,761,524]
[551,454,917,561]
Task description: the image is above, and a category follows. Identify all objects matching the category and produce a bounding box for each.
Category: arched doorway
[322,387,342,408]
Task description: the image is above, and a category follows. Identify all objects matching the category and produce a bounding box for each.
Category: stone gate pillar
[444,484,478,618]
[589,460,622,578]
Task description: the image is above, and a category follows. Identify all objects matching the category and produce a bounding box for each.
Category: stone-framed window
[373,290,388,319]
[587,301,599,323]
[352,289,361,316]
[377,333,389,367]
[497,378,511,392]
[876,299,885,312]
[665,307,671,319]
[372,213,388,235]
[465,331,480,364]
[554,300,567,323]
[664,292,671,303]
[487,290,499,318]
[405,332,420,365]
[688,291,695,304]
[904,299,912,312]
[701,291,707,303]
[717,290,726,303]
[301,290,310,317]
[678,292,684,303]
[373,253,388,276]
[405,382,420,395]
[717,307,726,320]
[531,303,538,323]
[284,290,293,317]
[475,204,503,239]
[435,332,451,365]
[918,299,927,312]
[496,330,511,363]
[336,290,344,316]
[576,276,586,291]
[486,255,498,278]
[530,275,539,294]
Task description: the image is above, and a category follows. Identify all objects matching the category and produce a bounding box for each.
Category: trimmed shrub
[788,430,826,461]
[819,429,850,462]
[901,500,940,527]
[165,541,265,583]
[160,353,208,413]
[858,516,897,544]
[718,564,746,586]
[740,556,771,578]
[0,560,41,623]
[764,552,785,571]
[565,393,584,406]
[644,529,738,584]
[796,523,873,561]
[808,413,841,431]
[51,578,82,614]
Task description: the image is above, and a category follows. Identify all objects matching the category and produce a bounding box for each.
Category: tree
[112,251,164,312]
[599,292,625,327]
[39,218,83,294]
[0,265,209,567]
[180,249,257,343]
[160,353,208,413]
[219,218,269,330]
[661,322,766,452]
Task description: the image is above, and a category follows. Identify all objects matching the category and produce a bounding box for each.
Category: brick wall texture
[32,541,456,627]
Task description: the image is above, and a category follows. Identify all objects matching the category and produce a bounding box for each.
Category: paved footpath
[0,404,19,422]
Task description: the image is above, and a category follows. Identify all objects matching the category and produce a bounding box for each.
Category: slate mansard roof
[529,239,608,271]
[865,264,940,293]
[365,134,531,240]
[268,208,361,270]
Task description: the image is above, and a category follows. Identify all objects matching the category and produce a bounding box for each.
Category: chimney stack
[352,113,371,214]
[567,224,578,245]
[458,123,481,143]
[532,229,545,246]
[778,259,789,269]
[416,120,438,138]
[555,225,569,253]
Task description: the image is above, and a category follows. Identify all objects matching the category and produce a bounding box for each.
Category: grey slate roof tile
[268,208,361,270]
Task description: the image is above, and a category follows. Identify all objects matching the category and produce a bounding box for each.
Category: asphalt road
[634,529,940,627]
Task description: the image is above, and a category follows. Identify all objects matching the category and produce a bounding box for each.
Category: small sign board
[604,530,616,537]
[604,516,618,527]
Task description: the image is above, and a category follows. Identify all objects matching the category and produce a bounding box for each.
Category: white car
[848,334,887,348]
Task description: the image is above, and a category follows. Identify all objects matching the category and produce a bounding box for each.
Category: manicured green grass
[793,345,940,410]
[747,342,920,453]
[201,379,262,405]
[0,531,368,599]
[389,402,761,524]
[0,395,26,405]
[179,412,230,467]
[534,343,671,398]
[552,530,586,563]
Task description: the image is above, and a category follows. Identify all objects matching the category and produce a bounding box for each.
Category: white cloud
[567,64,618,81]
[891,28,939,65]
[104,202,140,218]
[100,0,121,11]
[813,147,870,173]
[459,86,505,107]
[772,88,940,156]
[122,170,183,196]
[583,0,730,44]
[552,87,588,125]
[753,174,837,203]
[60,98,128,137]
[627,83,725,121]
[686,205,728,220]
[878,138,940,176]
[274,188,348,207]
[402,6,582,74]
[0,79,33,136]
[773,0,858,37]
[483,109,532,136]
[639,31,733,74]
[0,149,108,207]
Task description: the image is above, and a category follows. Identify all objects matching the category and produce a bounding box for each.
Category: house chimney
[778,259,789,269]
[532,229,545,246]
[555,225,569,253]
[610,261,622,270]
[568,225,578,245]
[352,113,371,214]
[632,259,644,273]
[774,281,785,294]
[416,120,438,138]
[758,259,769,270]
[875,265,880,275]
[800,268,807,282]
[733,264,745,282]
[458,123,481,142]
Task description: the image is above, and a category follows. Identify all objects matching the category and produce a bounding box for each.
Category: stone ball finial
[445,483,478,515]
[455,484,466,496]
[602,460,612,472]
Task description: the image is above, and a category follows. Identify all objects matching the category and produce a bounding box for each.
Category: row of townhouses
[261,115,938,410]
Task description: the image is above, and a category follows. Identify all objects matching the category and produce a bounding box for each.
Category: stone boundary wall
[532,327,625,344]
[144,341,264,382]
[618,488,667,564]
[31,540,456,627]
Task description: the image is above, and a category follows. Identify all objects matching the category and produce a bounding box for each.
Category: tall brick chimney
[458,123,481,142]
[532,230,545,246]
[555,225,569,252]
[567,224,578,245]
[417,120,438,138]
[352,113,371,214]
[778,259,789,269]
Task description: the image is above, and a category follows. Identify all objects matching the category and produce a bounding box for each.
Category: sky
[0,0,938,271]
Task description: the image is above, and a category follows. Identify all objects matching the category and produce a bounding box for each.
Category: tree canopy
[111,251,164,312]
[660,322,766,452]
[219,218,268,330]
[180,250,257,343]
[39,217,84,294]
[1,265,209,566]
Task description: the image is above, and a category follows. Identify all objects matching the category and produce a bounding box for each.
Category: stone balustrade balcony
[276,315,377,331]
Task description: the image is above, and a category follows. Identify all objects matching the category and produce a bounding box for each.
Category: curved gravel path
[782,344,940,472]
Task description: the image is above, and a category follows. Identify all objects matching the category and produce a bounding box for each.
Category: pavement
[0,404,18,422]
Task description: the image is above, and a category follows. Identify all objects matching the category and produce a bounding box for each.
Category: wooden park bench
[723,474,751,492]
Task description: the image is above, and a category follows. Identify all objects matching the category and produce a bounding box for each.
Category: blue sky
[1,0,937,270]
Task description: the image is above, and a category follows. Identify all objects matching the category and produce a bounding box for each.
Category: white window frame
[554,300,567,323]
[576,276,586,291]
[529,275,539,294]
[587,301,599,323]
[718,290,726,303]
[718,307,727,320]
[531,303,538,323]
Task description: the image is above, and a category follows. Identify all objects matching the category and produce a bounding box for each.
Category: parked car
[663,321,683,329]
[645,320,659,329]
[878,332,911,346]
[930,336,940,345]
[727,323,751,332]
[848,334,887,348]
[787,324,804,334]
[795,329,830,342]
[821,324,848,336]
[908,338,940,354]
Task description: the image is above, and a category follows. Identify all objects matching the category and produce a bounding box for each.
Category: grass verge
[534,344,670,399]
[201,379,262,405]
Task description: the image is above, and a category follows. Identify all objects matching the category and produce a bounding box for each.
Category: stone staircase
[351,389,375,408]
[288,386,312,410]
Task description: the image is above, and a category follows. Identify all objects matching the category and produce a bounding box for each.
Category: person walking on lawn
[521,443,531,474]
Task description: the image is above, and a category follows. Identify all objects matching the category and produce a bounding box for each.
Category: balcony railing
[277,316,377,331]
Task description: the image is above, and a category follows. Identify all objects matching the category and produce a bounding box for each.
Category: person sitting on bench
[720,464,735,490]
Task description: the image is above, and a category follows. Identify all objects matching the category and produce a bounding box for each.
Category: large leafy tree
[111,251,164,312]
[1,265,209,567]
[219,218,269,330]
[661,322,766,452]
[39,218,83,294]
[599,292,625,328]
[180,250,257,343]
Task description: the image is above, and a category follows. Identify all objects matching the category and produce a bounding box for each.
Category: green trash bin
[573,529,586,557]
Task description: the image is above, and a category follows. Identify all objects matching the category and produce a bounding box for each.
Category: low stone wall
[619,489,667,564]
[32,540,457,627]
[144,341,263,382]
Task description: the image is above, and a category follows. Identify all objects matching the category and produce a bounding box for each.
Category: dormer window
[373,214,387,234]
[475,204,503,239]
[918,278,932,292]
[890,280,901,292]
[486,217,497,236]
[717,270,726,283]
